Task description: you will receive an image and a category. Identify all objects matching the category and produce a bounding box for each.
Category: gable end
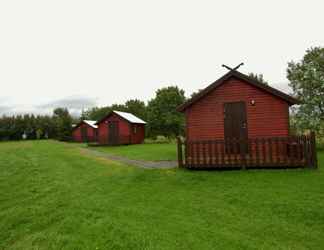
[177,70,299,112]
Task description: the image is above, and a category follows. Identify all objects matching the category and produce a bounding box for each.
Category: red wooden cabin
[72,120,98,142]
[95,111,146,145]
[178,69,299,141]
[176,68,317,169]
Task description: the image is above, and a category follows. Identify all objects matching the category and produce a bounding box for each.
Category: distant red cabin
[72,120,98,142]
[178,69,299,142]
[95,111,146,145]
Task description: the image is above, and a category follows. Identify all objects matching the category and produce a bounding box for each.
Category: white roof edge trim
[113,111,146,124]
[83,120,98,128]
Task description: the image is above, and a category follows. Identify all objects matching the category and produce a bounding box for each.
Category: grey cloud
[0,96,98,117]
[36,95,98,117]
[0,96,14,115]
[38,96,97,109]
[0,105,14,115]
[271,82,292,95]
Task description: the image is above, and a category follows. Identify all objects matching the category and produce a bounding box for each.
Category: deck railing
[177,133,317,169]
[103,135,132,145]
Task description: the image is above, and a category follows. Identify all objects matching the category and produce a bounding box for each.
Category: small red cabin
[72,120,98,142]
[175,69,311,169]
[95,111,146,145]
[178,69,299,141]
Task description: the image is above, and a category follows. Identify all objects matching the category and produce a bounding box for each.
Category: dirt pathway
[80,148,178,169]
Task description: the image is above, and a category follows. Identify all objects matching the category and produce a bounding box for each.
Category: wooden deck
[177,133,317,169]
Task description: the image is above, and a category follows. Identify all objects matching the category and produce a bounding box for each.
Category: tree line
[0,47,323,141]
[0,86,186,141]
[0,108,73,141]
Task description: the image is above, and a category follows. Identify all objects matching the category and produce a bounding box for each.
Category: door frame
[108,121,119,145]
[81,126,88,142]
[223,101,248,154]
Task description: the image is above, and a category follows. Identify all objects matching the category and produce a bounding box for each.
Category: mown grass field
[0,140,324,249]
[91,143,177,161]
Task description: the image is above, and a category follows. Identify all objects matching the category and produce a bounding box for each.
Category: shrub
[317,136,324,151]
[144,135,173,144]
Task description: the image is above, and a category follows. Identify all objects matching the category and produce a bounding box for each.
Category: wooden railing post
[240,138,246,170]
[177,137,184,168]
[310,132,318,169]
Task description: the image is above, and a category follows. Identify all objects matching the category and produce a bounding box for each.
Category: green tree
[80,109,89,120]
[190,89,203,99]
[23,114,36,139]
[147,86,186,137]
[0,116,12,140]
[248,73,268,85]
[36,128,43,139]
[110,104,127,112]
[287,47,324,134]
[125,99,147,120]
[82,104,130,122]
[53,107,73,141]
[0,113,60,141]
[83,107,112,121]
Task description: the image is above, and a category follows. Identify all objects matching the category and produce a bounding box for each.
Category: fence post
[240,138,246,170]
[310,132,318,169]
[177,137,184,168]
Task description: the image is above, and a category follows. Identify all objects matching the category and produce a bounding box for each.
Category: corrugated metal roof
[113,111,146,124]
[83,120,98,128]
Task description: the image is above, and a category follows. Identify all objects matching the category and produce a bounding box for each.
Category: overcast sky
[0,0,323,116]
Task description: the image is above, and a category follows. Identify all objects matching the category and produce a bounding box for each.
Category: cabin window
[133,125,137,134]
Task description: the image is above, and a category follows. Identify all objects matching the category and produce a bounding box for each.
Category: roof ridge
[72,120,98,129]
[177,70,299,112]
[95,110,146,125]
[113,110,131,114]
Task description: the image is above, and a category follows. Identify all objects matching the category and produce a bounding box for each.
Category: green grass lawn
[1,140,324,249]
[90,143,177,161]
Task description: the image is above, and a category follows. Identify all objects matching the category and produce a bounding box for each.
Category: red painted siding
[72,122,97,142]
[72,127,82,142]
[185,76,290,140]
[97,113,145,144]
[130,124,145,144]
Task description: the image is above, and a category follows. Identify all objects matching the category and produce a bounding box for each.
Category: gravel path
[80,148,178,169]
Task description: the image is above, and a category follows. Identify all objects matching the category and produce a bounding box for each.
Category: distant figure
[22,132,27,140]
